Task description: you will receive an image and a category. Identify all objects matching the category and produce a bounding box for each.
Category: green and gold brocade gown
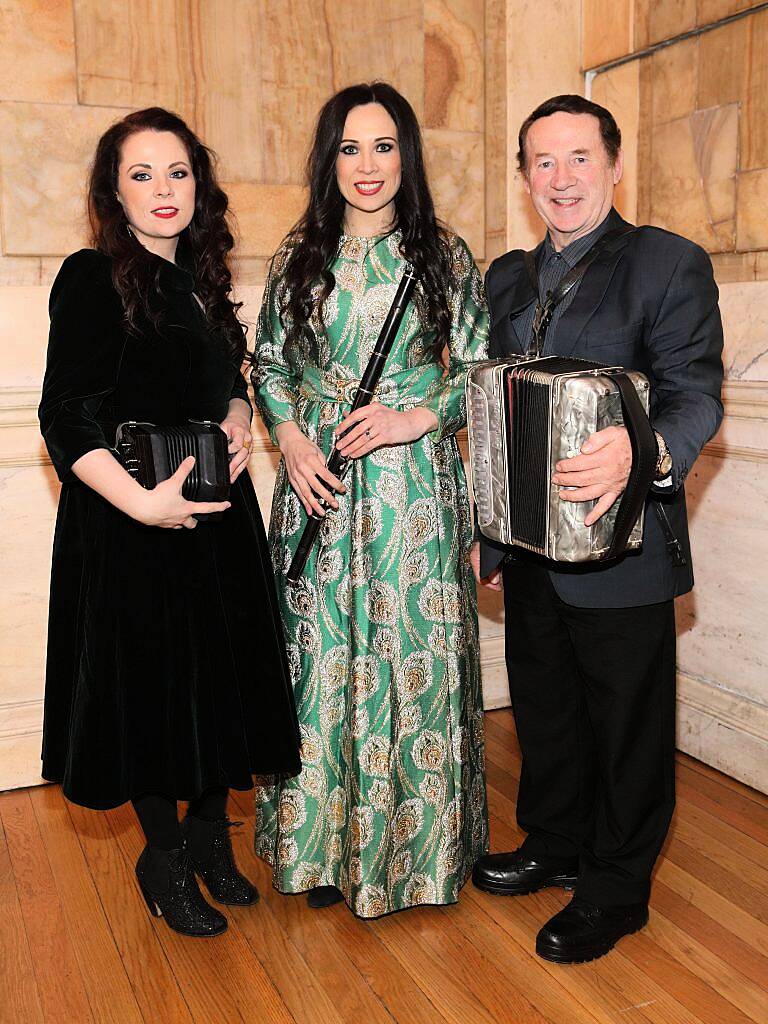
[251,230,489,918]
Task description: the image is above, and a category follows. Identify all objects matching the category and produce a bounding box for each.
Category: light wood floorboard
[1,709,766,1024]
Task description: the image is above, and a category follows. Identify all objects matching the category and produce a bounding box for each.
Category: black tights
[132,787,229,850]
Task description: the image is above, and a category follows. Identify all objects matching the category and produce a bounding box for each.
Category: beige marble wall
[504,0,583,251]
[583,1,768,278]
[0,0,502,790]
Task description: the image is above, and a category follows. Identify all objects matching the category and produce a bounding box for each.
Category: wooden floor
[2,710,767,1024]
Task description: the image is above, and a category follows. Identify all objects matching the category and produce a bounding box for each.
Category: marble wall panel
[698,0,766,23]
[0,102,127,256]
[632,0,652,50]
[582,0,633,69]
[0,287,51,389]
[423,129,485,260]
[618,4,768,273]
[74,0,193,110]
[718,280,768,381]
[233,285,266,365]
[635,57,654,226]
[191,1,266,183]
[0,258,54,288]
[649,104,737,253]
[257,0,334,185]
[646,0,697,46]
[0,465,59,707]
[691,105,738,231]
[742,9,768,171]
[324,1,424,118]
[505,0,582,250]
[591,61,640,224]
[226,183,307,259]
[74,0,266,182]
[711,252,763,284]
[0,0,77,103]
[736,168,768,252]
[484,0,507,265]
[424,0,484,133]
[233,259,270,290]
[677,450,768,711]
[650,35,698,125]
[697,18,748,111]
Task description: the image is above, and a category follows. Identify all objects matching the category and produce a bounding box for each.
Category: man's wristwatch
[654,430,673,480]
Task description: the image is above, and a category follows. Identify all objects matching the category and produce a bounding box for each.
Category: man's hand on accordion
[552,425,633,526]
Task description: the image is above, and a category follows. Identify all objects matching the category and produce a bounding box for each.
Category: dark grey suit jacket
[479,209,724,608]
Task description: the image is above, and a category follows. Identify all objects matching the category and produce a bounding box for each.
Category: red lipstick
[354,181,384,196]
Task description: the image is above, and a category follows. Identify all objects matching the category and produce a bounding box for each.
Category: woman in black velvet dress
[39,107,301,937]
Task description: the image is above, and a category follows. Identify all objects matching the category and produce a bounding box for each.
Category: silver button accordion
[466,356,653,562]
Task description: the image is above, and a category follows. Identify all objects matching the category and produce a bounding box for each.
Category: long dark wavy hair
[281,82,455,357]
[88,107,246,363]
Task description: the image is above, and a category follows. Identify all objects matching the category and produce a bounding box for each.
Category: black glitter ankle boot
[182,815,259,906]
[135,844,228,937]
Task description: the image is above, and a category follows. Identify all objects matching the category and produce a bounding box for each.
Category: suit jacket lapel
[547,210,634,357]
[491,240,542,356]
[507,243,541,317]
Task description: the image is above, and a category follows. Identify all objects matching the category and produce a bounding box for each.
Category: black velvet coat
[39,249,301,810]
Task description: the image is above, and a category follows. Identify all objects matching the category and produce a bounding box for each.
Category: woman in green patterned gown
[251,83,489,918]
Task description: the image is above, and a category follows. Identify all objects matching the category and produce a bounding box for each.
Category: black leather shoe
[182,815,259,906]
[536,896,649,963]
[136,844,228,937]
[472,848,579,896]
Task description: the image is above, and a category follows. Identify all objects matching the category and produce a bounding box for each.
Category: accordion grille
[507,371,549,549]
[164,427,200,499]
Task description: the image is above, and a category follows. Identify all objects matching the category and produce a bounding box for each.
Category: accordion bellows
[466,357,651,562]
[115,421,230,516]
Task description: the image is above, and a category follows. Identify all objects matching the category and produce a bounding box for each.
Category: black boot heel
[138,882,162,917]
[182,815,259,906]
[307,885,344,909]
[135,844,228,937]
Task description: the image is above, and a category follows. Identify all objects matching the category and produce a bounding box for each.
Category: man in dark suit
[471,94,723,963]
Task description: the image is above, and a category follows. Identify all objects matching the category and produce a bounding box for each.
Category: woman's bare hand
[220,412,252,483]
[135,456,231,529]
[334,403,438,459]
[275,421,346,518]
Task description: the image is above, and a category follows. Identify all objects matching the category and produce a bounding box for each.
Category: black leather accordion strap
[606,372,658,559]
[653,501,688,567]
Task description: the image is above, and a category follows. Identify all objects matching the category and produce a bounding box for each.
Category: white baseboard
[677,670,768,793]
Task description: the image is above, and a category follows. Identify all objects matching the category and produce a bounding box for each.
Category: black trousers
[503,561,677,906]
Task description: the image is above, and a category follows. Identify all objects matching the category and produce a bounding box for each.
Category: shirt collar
[543,212,613,269]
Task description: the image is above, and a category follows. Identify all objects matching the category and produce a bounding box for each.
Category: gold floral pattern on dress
[252,229,489,918]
